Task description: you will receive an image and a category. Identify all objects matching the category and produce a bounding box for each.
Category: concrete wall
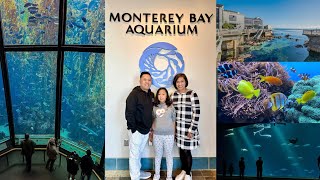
[106,0,216,167]
[223,10,245,30]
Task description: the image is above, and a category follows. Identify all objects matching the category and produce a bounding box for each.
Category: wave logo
[139,42,185,88]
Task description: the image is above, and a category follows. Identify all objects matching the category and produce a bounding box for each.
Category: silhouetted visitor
[20,133,36,172]
[239,157,245,179]
[256,157,263,179]
[229,163,234,177]
[223,158,227,177]
[46,138,59,172]
[318,155,320,179]
[67,151,79,180]
[80,149,94,180]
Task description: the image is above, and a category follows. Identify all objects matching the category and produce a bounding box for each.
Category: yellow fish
[237,80,260,99]
[296,90,316,104]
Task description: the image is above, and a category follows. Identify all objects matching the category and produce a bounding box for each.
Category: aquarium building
[0,1,105,179]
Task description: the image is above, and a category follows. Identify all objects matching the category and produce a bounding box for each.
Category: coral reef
[285,75,320,123]
[217,62,294,123]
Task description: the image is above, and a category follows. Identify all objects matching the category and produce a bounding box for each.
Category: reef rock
[285,75,320,123]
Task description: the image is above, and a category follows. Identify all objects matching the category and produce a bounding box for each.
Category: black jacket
[125,86,154,134]
[80,155,94,174]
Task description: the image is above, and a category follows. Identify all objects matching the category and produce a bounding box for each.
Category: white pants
[128,130,149,180]
[154,134,174,178]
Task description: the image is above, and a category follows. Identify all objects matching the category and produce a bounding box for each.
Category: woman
[171,73,200,180]
[46,138,59,172]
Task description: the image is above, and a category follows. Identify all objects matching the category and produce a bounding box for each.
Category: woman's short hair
[173,73,188,89]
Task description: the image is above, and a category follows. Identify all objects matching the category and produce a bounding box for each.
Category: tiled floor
[106,170,216,180]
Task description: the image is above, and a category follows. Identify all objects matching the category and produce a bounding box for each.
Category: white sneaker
[184,174,192,180]
[166,178,173,180]
[153,174,160,180]
[140,171,151,179]
[175,170,186,180]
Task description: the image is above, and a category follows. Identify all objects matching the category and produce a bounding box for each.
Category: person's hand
[187,132,192,139]
[149,132,153,142]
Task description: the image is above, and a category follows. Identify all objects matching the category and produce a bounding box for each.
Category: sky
[217,0,320,29]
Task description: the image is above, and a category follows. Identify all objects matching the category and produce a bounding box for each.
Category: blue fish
[20,10,25,14]
[218,64,233,73]
[81,17,87,22]
[35,13,41,17]
[24,3,32,7]
[221,70,237,78]
[28,6,38,11]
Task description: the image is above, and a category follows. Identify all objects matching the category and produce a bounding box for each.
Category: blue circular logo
[139,42,185,88]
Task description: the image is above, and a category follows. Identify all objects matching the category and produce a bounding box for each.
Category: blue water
[279,62,320,81]
[218,124,320,178]
[245,29,320,62]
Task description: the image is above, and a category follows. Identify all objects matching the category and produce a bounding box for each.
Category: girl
[171,73,200,180]
[151,87,176,180]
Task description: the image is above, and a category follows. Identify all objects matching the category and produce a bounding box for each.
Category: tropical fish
[302,143,310,147]
[221,70,237,78]
[264,93,287,111]
[217,63,233,73]
[290,67,296,73]
[280,168,288,171]
[224,132,234,137]
[240,148,248,152]
[237,80,260,99]
[24,2,33,7]
[298,73,310,81]
[259,75,283,86]
[226,128,234,132]
[296,90,316,104]
[20,10,25,14]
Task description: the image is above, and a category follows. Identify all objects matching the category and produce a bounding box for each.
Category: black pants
[81,171,92,180]
[179,148,192,175]
[25,155,32,172]
[257,168,262,179]
[240,170,244,179]
[46,159,56,171]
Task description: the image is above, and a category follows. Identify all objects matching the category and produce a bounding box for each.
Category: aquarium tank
[0,0,105,163]
[218,123,320,179]
[217,62,320,123]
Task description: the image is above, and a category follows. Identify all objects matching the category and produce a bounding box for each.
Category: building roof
[224,9,242,14]
[216,4,224,7]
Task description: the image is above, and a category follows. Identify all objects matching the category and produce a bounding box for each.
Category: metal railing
[303,29,320,36]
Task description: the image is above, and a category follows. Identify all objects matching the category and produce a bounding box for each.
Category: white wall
[106,0,216,158]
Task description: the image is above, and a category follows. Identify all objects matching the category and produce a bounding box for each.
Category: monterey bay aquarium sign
[109,13,214,35]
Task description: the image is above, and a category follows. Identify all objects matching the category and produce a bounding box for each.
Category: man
[239,157,245,179]
[318,155,320,179]
[21,133,36,172]
[80,150,94,180]
[256,157,263,179]
[126,71,154,180]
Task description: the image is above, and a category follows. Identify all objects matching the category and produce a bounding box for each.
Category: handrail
[0,148,102,180]
[303,29,320,35]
